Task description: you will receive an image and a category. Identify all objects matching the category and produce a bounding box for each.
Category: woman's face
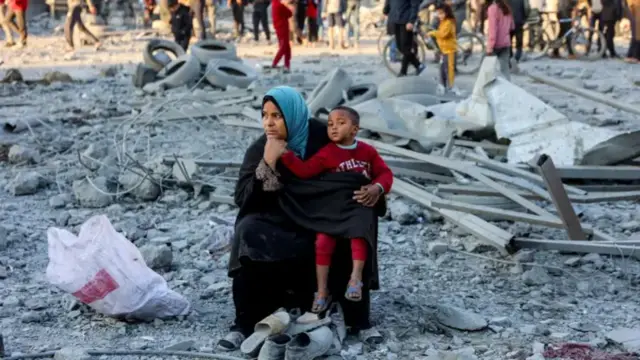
[262,100,288,140]
[437,9,446,20]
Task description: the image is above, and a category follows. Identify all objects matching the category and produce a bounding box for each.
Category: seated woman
[218,86,384,351]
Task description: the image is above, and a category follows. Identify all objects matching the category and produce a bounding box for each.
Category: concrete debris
[53,347,91,360]
[6,171,42,196]
[434,305,487,331]
[72,177,114,208]
[8,145,40,164]
[140,244,173,270]
[605,328,640,352]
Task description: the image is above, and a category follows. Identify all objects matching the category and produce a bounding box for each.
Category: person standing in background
[65,0,101,51]
[190,0,206,40]
[295,0,306,37]
[507,0,529,63]
[206,0,217,37]
[598,0,621,57]
[553,0,577,58]
[345,0,361,48]
[323,0,346,48]
[2,0,27,48]
[383,0,424,75]
[229,0,245,41]
[272,0,295,71]
[252,0,271,43]
[626,0,640,62]
[586,0,603,53]
[143,0,156,26]
[169,0,192,49]
[486,0,514,78]
[526,0,542,50]
[0,0,15,47]
[451,0,467,32]
[306,0,319,45]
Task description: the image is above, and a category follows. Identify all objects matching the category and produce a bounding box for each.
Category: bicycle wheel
[381,36,428,76]
[377,30,389,56]
[524,28,552,60]
[570,28,606,59]
[455,32,485,74]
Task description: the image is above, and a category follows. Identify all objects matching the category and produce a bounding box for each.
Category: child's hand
[353,184,382,207]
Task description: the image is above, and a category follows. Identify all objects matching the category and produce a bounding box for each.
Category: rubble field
[2,14,640,360]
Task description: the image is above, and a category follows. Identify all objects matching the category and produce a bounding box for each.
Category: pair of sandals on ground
[311,278,363,313]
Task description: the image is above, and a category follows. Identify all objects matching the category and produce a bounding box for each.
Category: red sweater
[10,0,28,11]
[272,0,292,32]
[281,141,393,193]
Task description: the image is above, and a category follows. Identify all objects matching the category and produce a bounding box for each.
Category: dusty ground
[1,11,640,360]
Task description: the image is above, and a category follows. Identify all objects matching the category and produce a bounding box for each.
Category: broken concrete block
[43,71,73,84]
[118,171,161,201]
[521,267,551,286]
[2,68,23,83]
[388,199,418,225]
[53,347,91,360]
[435,304,487,331]
[164,339,195,351]
[81,143,108,171]
[172,158,198,183]
[72,177,113,208]
[8,145,40,164]
[605,327,640,352]
[140,244,173,270]
[427,242,448,256]
[6,171,42,195]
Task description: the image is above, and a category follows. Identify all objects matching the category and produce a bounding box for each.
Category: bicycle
[524,8,605,60]
[381,19,486,76]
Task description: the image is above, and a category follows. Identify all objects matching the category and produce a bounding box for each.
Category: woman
[217,86,383,351]
[626,0,640,62]
[486,0,514,79]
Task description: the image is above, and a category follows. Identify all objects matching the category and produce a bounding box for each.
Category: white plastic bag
[46,215,190,321]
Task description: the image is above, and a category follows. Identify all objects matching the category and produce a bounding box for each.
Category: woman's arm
[234,138,282,209]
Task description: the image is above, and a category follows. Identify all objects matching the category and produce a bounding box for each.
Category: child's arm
[280,145,333,179]
[368,146,393,194]
[432,19,455,40]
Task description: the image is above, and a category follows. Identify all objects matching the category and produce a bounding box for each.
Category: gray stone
[164,339,195,351]
[435,305,487,331]
[6,171,42,195]
[427,242,449,256]
[0,266,7,279]
[140,244,173,270]
[522,267,551,286]
[80,143,108,171]
[564,257,581,267]
[200,282,230,299]
[388,199,417,225]
[605,327,640,352]
[513,250,535,263]
[53,347,91,360]
[118,171,161,201]
[49,193,72,209]
[72,177,113,208]
[8,145,40,164]
[0,225,9,251]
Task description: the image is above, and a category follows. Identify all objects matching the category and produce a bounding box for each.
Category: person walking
[295,0,306,36]
[553,0,577,58]
[206,0,217,37]
[65,0,101,51]
[486,0,514,78]
[586,0,603,53]
[507,0,529,62]
[599,0,622,57]
[2,0,28,48]
[252,0,271,43]
[625,0,640,62]
[323,0,346,49]
[272,0,295,71]
[0,0,15,47]
[344,0,361,48]
[306,0,319,45]
[383,0,424,76]
[230,0,245,41]
[191,0,206,40]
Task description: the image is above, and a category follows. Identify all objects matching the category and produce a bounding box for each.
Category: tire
[204,58,259,89]
[455,32,485,74]
[132,63,158,89]
[570,28,606,60]
[381,36,428,77]
[143,39,186,72]
[143,54,201,92]
[306,68,353,116]
[377,30,388,56]
[343,84,377,106]
[377,75,439,99]
[579,130,640,166]
[524,28,552,61]
[190,39,240,64]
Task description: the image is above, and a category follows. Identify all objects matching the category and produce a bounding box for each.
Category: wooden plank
[463,152,588,195]
[393,179,514,254]
[536,154,586,240]
[513,238,640,260]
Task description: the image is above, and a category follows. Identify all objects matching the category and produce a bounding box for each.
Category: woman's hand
[264,137,287,169]
[353,184,382,207]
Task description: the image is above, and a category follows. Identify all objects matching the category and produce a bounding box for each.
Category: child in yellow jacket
[428,4,457,91]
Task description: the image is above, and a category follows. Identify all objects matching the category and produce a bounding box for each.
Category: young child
[428,4,457,92]
[323,0,346,49]
[271,0,295,72]
[169,0,193,50]
[279,106,393,313]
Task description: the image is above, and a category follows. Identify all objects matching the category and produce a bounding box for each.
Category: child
[271,0,295,72]
[428,4,457,92]
[279,106,393,313]
[169,0,193,50]
[322,0,346,49]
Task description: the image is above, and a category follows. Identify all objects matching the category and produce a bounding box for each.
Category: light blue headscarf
[264,86,310,159]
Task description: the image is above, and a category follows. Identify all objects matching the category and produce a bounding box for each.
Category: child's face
[437,9,445,20]
[327,109,358,145]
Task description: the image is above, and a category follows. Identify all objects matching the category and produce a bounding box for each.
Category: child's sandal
[345,279,363,302]
[311,293,331,313]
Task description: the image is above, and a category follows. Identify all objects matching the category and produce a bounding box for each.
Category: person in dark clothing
[295,0,307,34]
[252,0,271,42]
[627,0,640,62]
[383,0,425,76]
[306,0,319,44]
[553,0,577,58]
[190,0,206,40]
[169,0,193,50]
[216,86,384,352]
[143,0,156,27]
[230,0,245,40]
[599,0,622,57]
[507,0,529,62]
[65,0,101,51]
[586,0,603,53]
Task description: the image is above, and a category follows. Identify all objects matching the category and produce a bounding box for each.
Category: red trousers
[272,27,291,69]
[315,233,367,266]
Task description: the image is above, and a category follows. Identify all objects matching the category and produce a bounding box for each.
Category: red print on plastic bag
[72,269,119,304]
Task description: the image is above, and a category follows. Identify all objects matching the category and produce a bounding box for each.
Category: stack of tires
[134,39,259,92]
